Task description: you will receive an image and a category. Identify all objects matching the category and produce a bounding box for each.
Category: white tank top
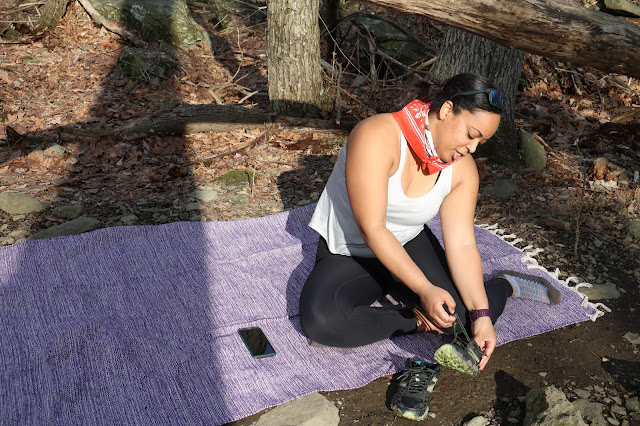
[309,133,453,257]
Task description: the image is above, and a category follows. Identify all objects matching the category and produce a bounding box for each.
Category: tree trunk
[360,0,640,79]
[34,0,71,31]
[267,0,324,117]
[431,28,524,163]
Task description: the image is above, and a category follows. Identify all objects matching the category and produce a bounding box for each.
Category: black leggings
[299,226,512,348]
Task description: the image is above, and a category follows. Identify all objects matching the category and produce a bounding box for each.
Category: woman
[299,73,560,421]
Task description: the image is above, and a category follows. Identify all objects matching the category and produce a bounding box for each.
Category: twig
[532,132,564,160]
[200,124,280,165]
[574,139,587,260]
[76,0,145,46]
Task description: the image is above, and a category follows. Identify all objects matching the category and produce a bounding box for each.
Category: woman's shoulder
[450,154,479,190]
[349,113,401,148]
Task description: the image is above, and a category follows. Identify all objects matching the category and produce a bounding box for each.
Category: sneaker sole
[391,407,429,421]
[498,269,562,305]
[434,344,478,376]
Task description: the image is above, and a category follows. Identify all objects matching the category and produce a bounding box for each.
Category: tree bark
[267,0,324,117]
[431,28,524,163]
[360,0,640,79]
[34,0,71,31]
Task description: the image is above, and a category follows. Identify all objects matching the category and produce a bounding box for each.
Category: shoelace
[451,314,486,362]
[397,364,436,395]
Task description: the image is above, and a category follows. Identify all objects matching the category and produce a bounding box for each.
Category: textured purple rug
[0,205,604,425]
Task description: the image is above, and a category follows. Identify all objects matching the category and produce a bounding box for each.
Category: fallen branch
[200,124,281,166]
[76,0,145,46]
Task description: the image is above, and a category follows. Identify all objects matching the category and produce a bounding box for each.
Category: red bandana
[391,99,458,175]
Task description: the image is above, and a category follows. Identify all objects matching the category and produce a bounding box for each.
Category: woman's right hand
[418,285,457,330]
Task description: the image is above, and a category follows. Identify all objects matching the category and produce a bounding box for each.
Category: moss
[214,170,255,190]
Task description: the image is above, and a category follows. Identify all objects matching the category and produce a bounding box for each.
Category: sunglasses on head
[450,88,507,109]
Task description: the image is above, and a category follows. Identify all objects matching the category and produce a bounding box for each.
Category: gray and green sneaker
[434,314,485,376]
[390,359,441,421]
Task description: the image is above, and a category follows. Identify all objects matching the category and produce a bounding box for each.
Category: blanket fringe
[475,222,609,321]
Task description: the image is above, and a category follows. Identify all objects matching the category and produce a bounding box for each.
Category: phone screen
[238,327,276,359]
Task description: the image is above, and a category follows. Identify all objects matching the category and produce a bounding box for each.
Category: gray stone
[43,144,66,158]
[120,214,139,225]
[607,417,620,426]
[185,201,202,211]
[192,186,218,203]
[29,217,101,240]
[573,399,607,426]
[113,47,176,81]
[626,396,640,412]
[9,230,29,239]
[574,389,591,399]
[463,416,491,426]
[624,220,640,242]
[0,237,15,246]
[524,386,586,426]
[88,0,211,49]
[254,392,339,426]
[52,205,83,219]
[623,332,640,345]
[611,405,627,416]
[520,129,547,171]
[481,180,520,198]
[578,283,620,301]
[351,15,427,71]
[604,0,640,17]
[0,192,49,214]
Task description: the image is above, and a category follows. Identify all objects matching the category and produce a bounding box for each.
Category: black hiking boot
[390,359,441,421]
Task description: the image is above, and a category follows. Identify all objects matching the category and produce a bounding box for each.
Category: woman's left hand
[471,316,497,371]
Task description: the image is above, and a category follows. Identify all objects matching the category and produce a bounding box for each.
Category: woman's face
[432,101,501,163]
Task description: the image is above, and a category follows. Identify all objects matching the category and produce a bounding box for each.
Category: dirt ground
[1,2,639,425]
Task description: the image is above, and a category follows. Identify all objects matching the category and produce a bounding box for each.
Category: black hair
[416,73,504,115]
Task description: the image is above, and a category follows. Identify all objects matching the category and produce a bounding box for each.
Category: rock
[9,230,29,240]
[185,201,202,211]
[626,397,639,412]
[254,392,339,426]
[611,405,627,416]
[52,205,83,219]
[574,389,591,400]
[351,15,426,72]
[520,130,547,171]
[524,386,587,426]
[113,47,176,81]
[192,186,218,203]
[624,220,640,242]
[120,214,139,225]
[481,180,520,198]
[214,170,254,191]
[604,0,640,17]
[43,144,65,158]
[607,417,620,426]
[573,399,607,426]
[88,0,211,49]
[0,192,49,214]
[623,332,640,345]
[0,237,15,246]
[578,283,620,301]
[29,217,101,240]
[463,416,491,426]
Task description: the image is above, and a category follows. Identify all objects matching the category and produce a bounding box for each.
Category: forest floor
[1,1,640,425]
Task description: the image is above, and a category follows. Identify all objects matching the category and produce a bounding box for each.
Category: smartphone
[238,327,276,359]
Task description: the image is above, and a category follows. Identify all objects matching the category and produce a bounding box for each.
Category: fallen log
[360,0,640,79]
[57,104,355,141]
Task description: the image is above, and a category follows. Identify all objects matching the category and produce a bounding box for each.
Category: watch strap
[470,309,493,322]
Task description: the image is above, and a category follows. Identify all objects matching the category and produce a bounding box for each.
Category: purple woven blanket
[0,205,600,425]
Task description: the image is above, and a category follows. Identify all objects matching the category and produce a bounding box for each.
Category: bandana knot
[391,99,459,174]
